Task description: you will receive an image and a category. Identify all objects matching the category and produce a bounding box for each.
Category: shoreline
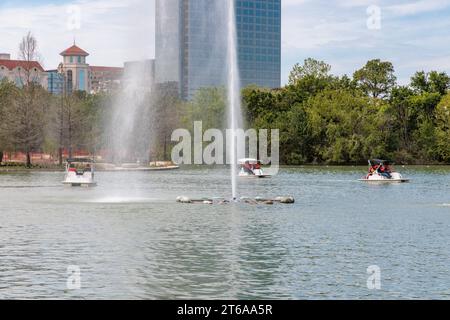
[0,165,181,173]
[1,164,450,173]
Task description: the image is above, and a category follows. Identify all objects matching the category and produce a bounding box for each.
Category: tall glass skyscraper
[236,0,281,89]
[156,0,281,99]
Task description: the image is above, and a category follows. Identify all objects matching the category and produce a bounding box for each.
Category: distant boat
[62,158,97,187]
[238,158,271,178]
[359,159,410,183]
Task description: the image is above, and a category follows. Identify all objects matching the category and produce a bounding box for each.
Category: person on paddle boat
[367,163,379,178]
[361,159,409,182]
[238,158,271,178]
[63,158,97,187]
[378,164,392,179]
[244,161,254,175]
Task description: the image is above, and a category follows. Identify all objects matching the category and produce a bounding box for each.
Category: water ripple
[1,167,450,299]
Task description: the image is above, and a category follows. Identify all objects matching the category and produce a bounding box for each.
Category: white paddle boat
[238,158,271,178]
[63,158,97,187]
[359,159,409,183]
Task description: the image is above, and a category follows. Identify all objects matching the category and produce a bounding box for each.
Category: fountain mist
[104,1,156,166]
[109,62,155,165]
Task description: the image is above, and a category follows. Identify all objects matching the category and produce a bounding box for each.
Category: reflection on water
[0,167,449,299]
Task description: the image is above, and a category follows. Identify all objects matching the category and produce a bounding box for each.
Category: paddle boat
[63,158,97,187]
[238,158,271,178]
[359,159,409,183]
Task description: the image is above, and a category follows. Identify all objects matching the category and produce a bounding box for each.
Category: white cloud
[336,0,381,8]
[0,0,155,69]
[279,0,450,85]
[281,0,310,8]
[1,0,449,86]
[387,0,450,16]
[281,0,368,51]
[404,55,450,71]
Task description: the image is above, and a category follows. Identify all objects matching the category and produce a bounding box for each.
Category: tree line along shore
[1,34,449,167]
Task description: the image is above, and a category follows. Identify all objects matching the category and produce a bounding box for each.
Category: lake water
[0,166,449,299]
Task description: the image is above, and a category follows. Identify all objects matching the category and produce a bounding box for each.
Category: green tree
[304,89,394,163]
[63,92,87,159]
[82,93,110,156]
[429,71,450,95]
[185,87,227,130]
[397,89,442,162]
[288,58,331,85]
[389,86,414,151]
[284,103,313,164]
[413,118,437,161]
[1,84,48,167]
[242,86,278,125]
[435,93,450,162]
[0,80,17,163]
[410,71,429,94]
[408,92,441,119]
[3,32,48,167]
[152,83,183,161]
[354,59,397,99]
[2,56,448,167]
[411,71,450,95]
[287,58,334,101]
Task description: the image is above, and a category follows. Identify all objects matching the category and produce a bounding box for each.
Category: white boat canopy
[238,158,259,165]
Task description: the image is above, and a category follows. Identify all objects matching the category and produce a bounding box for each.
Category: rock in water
[176,196,192,204]
[276,196,295,204]
[244,198,258,205]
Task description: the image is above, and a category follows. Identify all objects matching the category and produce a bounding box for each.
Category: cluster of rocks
[176,196,295,205]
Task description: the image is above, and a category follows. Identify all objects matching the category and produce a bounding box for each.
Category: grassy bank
[0,163,64,172]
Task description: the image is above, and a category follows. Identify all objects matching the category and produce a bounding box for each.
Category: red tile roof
[0,59,44,72]
[60,45,89,57]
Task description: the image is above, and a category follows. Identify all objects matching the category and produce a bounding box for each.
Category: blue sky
[1,0,450,85]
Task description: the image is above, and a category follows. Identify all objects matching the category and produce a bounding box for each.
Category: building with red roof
[1,43,127,94]
[54,43,124,94]
[60,45,90,57]
[57,44,91,93]
[89,66,123,93]
[0,53,48,88]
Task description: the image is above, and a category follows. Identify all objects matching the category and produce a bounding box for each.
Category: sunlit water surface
[0,166,449,299]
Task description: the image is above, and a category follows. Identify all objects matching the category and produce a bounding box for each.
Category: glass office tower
[155,0,281,99]
[236,0,281,89]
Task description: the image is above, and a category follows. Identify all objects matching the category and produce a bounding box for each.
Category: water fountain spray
[175,1,295,206]
[226,0,242,201]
